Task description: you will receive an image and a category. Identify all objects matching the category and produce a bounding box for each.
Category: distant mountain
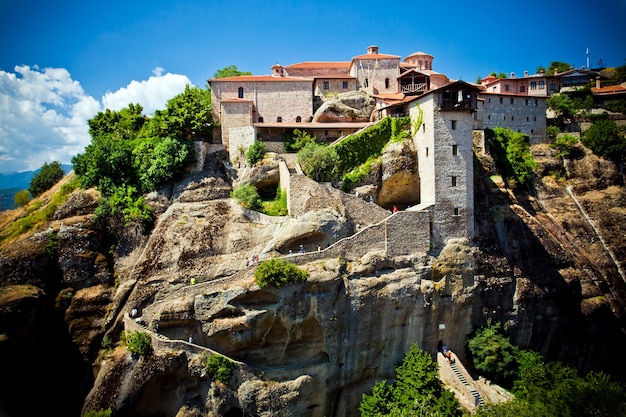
[0,164,73,211]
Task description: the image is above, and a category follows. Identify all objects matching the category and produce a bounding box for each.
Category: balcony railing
[401,83,428,93]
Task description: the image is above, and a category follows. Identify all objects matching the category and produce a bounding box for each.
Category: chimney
[596,76,601,89]
[524,70,528,77]
[367,45,379,55]
[539,69,545,75]
[510,72,515,78]
[271,64,284,77]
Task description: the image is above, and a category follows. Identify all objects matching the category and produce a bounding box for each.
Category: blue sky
[1,0,625,173]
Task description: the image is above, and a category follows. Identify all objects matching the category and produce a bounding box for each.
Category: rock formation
[312,91,376,123]
[0,138,625,417]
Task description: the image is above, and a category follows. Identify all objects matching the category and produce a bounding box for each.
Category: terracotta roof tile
[208,75,312,82]
[286,61,350,69]
[352,53,401,60]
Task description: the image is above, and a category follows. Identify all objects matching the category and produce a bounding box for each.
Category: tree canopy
[29,161,65,197]
[213,65,252,79]
[359,343,463,417]
[582,118,626,161]
[72,84,211,231]
[547,61,572,74]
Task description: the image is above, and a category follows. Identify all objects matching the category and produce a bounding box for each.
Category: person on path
[299,245,305,253]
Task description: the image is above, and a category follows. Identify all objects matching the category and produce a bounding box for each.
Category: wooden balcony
[401,83,428,93]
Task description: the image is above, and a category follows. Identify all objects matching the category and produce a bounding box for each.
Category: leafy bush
[231,184,261,210]
[551,133,579,158]
[205,354,236,384]
[486,127,537,186]
[124,331,152,356]
[13,189,30,207]
[94,185,153,231]
[297,142,339,182]
[246,140,266,166]
[42,232,58,258]
[285,128,316,153]
[29,161,65,197]
[261,187,288,216]
[133,136,195,192]
[254,258,308,288]
[360,343,462,417]
[582,118,626,161]
[84,409,112,417]
[468,322,519,386]
[341,156,378,191]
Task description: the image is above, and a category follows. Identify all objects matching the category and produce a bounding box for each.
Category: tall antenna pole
[586,47,590,69]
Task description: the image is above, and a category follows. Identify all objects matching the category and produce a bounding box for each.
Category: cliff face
[0,141,624,417]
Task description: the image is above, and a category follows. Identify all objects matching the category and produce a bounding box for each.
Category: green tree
[231,184,262,210]
[297,142,339,182]
[582,118,626,161]
[246,140,266,166]
[205,354,236,384]
[254,258,308,288]
[124,331,152,356]
[13,190,31,207]
[547,61,572,74]
[29,161,65,197]
[285,128,316,153]
[213,65,252,79]
[133,136,194,192]
[360,343,462,417]
[146,85,212,141]
[468,323,519,386]
[88,104,147,141]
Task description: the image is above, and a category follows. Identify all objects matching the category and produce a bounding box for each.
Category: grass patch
[0,177,79,246]
[261,187,288,216]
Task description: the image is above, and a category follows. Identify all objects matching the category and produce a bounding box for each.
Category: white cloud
[0,66,193,174]
[0,65,101,173]
[102,71,191,115]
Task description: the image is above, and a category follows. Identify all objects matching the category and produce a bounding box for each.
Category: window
[526,116,529,121]
[525,99,529,105]
[511,116,514,121]
[258,116,264,123]
[549,83,556,91]
[426,147,429,157]
[323,81,329,90]
[385,78,390,88]
[510,97,514,104]
[451,120,457,130]
[535,99,539,106]
[534,116,537,122]
[538,81,545,89]
[452,144,458,155]
[520,85,525,93]
[530,81,537,90]
[422,124,425,133]
[451,176,457,186]
[504,85,510,92]
[296,116,302,122]
[364,78,369,87]
[488,98,491,103]
[277,116,282,122]
[499,97,503,104]
[238,87,244,98]
[342,81,349,89]
[453,208,460,216]
[488,115,491,120]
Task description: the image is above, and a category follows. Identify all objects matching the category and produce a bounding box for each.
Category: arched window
[277,116,282,122]
[296,116,301,122]
[258,116,264,123]
[385,78,389,88]
[238,87,244,98]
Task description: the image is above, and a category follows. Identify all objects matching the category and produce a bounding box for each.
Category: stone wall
[481,93,547,141]
[227,126,255,165]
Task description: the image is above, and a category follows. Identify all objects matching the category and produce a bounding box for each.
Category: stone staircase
[449,359,485,407]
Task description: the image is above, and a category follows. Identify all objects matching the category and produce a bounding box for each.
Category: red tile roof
[352,53,401,60]
[208,75,312,82]
[592,85,626,95]
[286,61,350,69]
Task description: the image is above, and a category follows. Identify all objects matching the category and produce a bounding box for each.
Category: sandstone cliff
[0,139,624,417]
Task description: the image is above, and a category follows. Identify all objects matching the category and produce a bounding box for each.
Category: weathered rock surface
[0,143,625,417]
[312,91,376,123]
